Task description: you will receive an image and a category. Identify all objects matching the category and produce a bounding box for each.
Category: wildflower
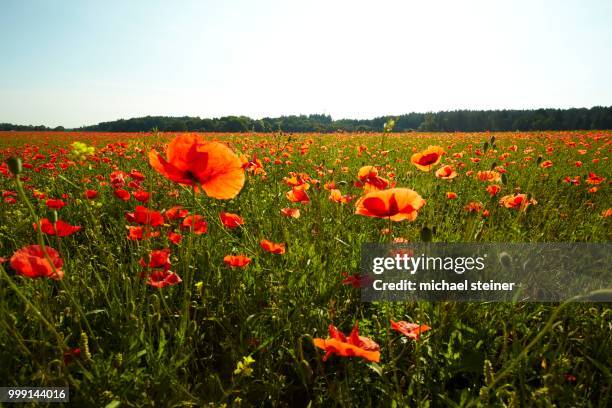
[149,134,245,199]
[224,255,251,268]
[233,356,255,376]
[34,218,81,237]
[181,215,208,234]
[280,208,301,218]
[499,194,537,211]
[10,245,64,280]
[390,320,431,340]
[435,165,457,179]
[260,239,286,254]
[313,322,380,363]
[411,146,445,171]
[220,212,244,228]
[355,188,426,221]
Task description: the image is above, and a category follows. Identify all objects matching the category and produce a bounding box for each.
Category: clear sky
[1,0,610,128]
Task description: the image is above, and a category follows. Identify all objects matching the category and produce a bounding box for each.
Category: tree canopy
[2,107,611,132]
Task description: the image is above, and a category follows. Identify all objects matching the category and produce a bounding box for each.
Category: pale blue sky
[1,0,610,128]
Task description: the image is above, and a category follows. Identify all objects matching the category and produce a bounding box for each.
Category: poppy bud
[7,157,22,175]
[499,252,512,269]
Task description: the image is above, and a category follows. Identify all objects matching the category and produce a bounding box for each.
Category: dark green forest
[2,106,611,133]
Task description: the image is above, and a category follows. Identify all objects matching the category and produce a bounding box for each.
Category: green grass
[0,131,610,407]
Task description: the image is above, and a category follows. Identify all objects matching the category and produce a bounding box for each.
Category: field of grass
[0,130,610,407]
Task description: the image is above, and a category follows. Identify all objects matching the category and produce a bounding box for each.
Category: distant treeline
[2,106,612,133]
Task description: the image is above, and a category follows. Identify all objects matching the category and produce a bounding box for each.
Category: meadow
[0,130,610,407]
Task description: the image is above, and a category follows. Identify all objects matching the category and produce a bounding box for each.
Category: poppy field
[0,130,610,407]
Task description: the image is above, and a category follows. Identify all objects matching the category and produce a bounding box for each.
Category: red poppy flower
[181,215,208,234]
[129,169,146,181]
[329,189,353,203]
[10,245,64,280]
[149,134,245,199]
[499,194,537,211]
[476,171,501,183]
[220,212,244,228]
[357,166,389,192]
[146,270,182,288]
[165,206,189,221]
[390,320,431,340]
[355,188,426,221]
[46,199,66,210]
[486,185,501,197]
[260,239,286,254]
[435,165,457,179]
[341,272,374,288]
[446,192,458,200]
[313,322,380,362]
[114,189,131,201]
[84,189,98,199]
[586,172,605,185]
[286,187,310,203]
[168,231,182,244]
[139,249,171,270]
[63,348,81,365]
[35,218,81,237]
[223,254,252,268]
[280,208,301,218]
[411,146,445,171]
[133,190,150,203]
[127,226,160,241]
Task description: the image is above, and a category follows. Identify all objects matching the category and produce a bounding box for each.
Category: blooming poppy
[357,166,389,192]
[355,188,426,221]
[446,192,458,200]
[329,189,353,203]
[181,215,208,234]
[390,320,431,340]
[127,206,164,227]
[114,189,131,201]
[280,207,301,218]
[149,134,245,199]
[168,231,182,244]
[223,254,252,268]
[10,245,64,280]
[286,187,310,203]
[220,212,244,228]
[341,272,374,288]
[601,208,612,218]
[46,199,66,210]
[411,146,445,171]
[127,226,160,241]
[540,160,553,169]
[133,190,150,203]
[146,270,182,288]
[464,201,484,213]
[586,172,605,185]
[260,239,286,254]
[435,165,457,179]
[313,322,380,362]
[165,206,189,221]
[84,189,98,199]
[499,194,537,211]
[35,218,81,237]
[486,185,502,197]
[139,249,171,270]
[477,171,501,183]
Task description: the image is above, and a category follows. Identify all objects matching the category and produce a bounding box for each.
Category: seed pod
[7,157,22,175]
